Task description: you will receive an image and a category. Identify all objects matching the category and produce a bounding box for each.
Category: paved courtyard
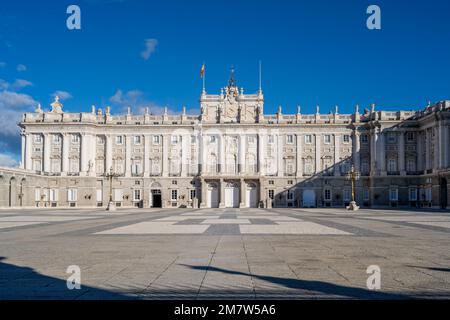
[0,207,449,299]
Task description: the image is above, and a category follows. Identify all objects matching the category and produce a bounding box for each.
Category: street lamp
[346,165,361,211]
[105,166,120,211]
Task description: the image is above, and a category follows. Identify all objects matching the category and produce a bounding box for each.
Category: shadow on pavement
[181,264,411,299]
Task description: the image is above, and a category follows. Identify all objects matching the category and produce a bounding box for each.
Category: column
[439,122,447,169]
[416,131,423,171]
[21,134,25,169]
[219,178,225,208]
[25,134,32,170]
[43,133,51,173]
[425,129,430,170]
[239,135,246,173]
[162,134,169,177]
[88,134,96,177]
[80,133,88,175]
[105,134,112,173]
[258,133,265,175]
[277,134,283,176]
[444,126,449,168]
[200,178,207,208]
[334,134,340,176]
[125,135,131,177]
[239,178,246,208]
[398,131,405,174]
[62,133,69,174]
[352,131,360,172]
[180,134,187,177]
[200,132,207,174]
[315,133,321,174]
[433,126,439,171]
[370,129,377,175]
[219,134,226,174]
[379,130,386,173]
[296,133,302,177]
[144,134,150,176]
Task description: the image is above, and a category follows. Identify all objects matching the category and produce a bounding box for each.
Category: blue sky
[1,0,450,165]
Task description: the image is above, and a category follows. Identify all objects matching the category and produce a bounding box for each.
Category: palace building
[1,72,449,209]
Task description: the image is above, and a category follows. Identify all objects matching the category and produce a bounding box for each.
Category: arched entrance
[9,177,17,207]
[246,183,258,208]
[150,182,162,208]
[302,189,316,208]
[225,182,239,208]
[207,183,219,208]
[440,178,448,209]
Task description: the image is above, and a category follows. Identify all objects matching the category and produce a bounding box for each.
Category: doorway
[302,189,316,208]
[207,183,219,208]
[151,189,162,208]
[246,183,258,208]
[225,182,239,208]
[440,178,448,209]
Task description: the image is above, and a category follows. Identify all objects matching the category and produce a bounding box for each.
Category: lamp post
[105,166,120,211]
[346,165,361,211]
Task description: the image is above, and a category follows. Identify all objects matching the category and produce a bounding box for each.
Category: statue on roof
[50,96,63,113]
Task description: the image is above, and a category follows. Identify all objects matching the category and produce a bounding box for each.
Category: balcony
[387,171,400,176]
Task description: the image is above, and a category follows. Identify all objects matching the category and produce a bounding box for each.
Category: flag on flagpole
[200,63,205,78]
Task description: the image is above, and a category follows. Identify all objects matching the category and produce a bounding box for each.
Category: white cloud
[109,89,170,115]
[16,64,27,72]
[0,153,18,168]
[0,91,38,136]
[0,79,33,90]
[140,38,158,60]
[52,90,73,100]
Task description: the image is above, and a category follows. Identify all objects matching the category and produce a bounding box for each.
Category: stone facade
[1,75,449,209]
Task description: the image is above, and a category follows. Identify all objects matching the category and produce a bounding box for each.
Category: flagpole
[202,61,206,93]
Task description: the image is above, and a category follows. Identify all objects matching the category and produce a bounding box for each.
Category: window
[71,134,80,143]
[407,132,415,142]
[171,135,179,144]
[133,189,141,201]
[388,133,396,143]
[286,135,294,144]
[343,135,350,143]
[268,189,275,200]
[324,135,331,144]
[34,134,42,143]
[304,135,312,144]
[113,189,123,202]
[268,135,274,144]
[324,189,332,201]
[51,158,61,173]
[172,180,178,185]
[171,190,178,201]
[115,135,123,145]
[153,135,160,144]
[209,136,216,143]
[363,188,370,201]
[361,160,369,174]
[67,189,78,202]
[388,159,397,172]
[134,136,141,145]
[53,135,61,143]
[406,159,416,172]
[96,189,102,202]
[49,189,58,202]
[287,190,294,200]
[35,188,41,202]
[191,135,196,144]
[361,134,368,143]
[389,188,398,201]
[268,180,274,185]
[190,189,196,200]
[97,136,105,144]
[343,189,351,202]
[131,162,141,175]
[248,136,255,144]
[287,180,293,185]
[33,159,42,171]
[409,188,417,201]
